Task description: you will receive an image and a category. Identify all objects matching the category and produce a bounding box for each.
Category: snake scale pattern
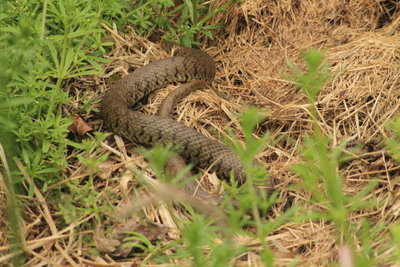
[100,48,245,183]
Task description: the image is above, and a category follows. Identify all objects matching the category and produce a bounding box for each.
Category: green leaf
[47,41,59,71]
[62,48,75,77]
[0,97,32,108]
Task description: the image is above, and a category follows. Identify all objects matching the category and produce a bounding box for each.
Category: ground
[2,0,400,266]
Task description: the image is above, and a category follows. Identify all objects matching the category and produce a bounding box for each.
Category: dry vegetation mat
[1,0,400,266]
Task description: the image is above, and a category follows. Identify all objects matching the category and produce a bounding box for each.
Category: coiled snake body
[100,49,245,184]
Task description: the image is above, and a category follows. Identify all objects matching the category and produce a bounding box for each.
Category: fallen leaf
[97,160,117,180]
[68,114,93,135]
[94,217,168,257]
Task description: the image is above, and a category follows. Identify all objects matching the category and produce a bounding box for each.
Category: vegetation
[0,0,399,266]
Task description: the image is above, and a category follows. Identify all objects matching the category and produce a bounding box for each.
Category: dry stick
[99,22,126,44]
[117,173,228,228]
[15,160,80,267]
[0,143,26,265]
[0,218,94,253]
[383,13,400,36]
[45,144,143,192]
[0,230,92,264]
[25,249,60,266]
[100,22,156,58]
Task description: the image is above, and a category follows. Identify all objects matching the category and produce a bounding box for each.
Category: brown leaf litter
[68,114,93,135]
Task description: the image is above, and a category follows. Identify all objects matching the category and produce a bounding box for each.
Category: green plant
[162,0,228,47]
[390,224,400,262]
[385,114,400,265]
[1,2,234,263]
[0,2,131,263]
[0,4,41,265]
[0,0,232,190]
[289,50,381,266]
[116,0,230,47]
[0,0,112,189]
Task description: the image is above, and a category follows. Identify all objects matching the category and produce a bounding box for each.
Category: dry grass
[1,0,400,266]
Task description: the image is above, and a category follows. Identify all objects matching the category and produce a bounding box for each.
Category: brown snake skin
[100,48,245,184]
[158,80,224,204]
